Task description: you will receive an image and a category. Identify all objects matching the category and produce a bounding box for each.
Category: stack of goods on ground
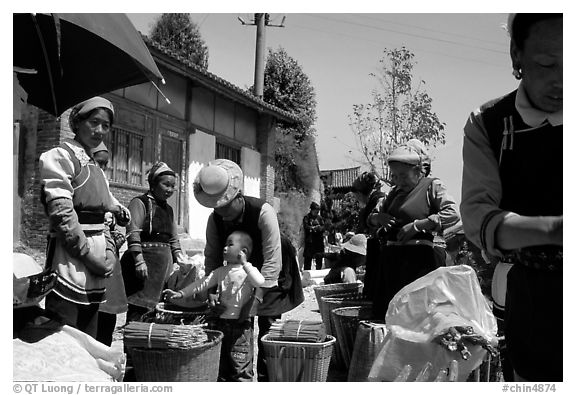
[261,319,336,382]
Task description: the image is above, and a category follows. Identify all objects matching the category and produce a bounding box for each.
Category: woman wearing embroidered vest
[461,14,562,382]
[369,139,460,319]
[121,162,191,323]
[39,96,123,338]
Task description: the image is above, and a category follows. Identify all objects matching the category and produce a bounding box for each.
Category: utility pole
[238,13,285,98]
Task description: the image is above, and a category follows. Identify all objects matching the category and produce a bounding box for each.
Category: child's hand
[162,289,183,301]
[238,250,248,265]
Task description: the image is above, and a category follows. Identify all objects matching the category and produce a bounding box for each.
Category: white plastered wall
[186,134,262,242]
[187,130,216,240]
[241,146,261,199]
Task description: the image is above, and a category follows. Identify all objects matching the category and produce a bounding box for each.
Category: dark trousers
[45,292,99,338]
[96,311,117,346]
[304,253,323,270]
[257,315,281,382]
[214,318,254,382]
[126,304,150,324]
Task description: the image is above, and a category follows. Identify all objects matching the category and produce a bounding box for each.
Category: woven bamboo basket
[347,320,387,382]
[313,283,362,327]
[321,294,372,369]
[130,329,223,382]
[261,334,336,382]
[152,302,209,325]
[332,306,375,370]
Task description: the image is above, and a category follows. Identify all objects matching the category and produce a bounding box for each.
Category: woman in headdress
[121,161,190,322]
[38,96,126,337]
[369,139,460,318]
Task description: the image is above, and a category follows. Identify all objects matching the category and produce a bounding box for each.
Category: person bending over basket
[164,230,265,382]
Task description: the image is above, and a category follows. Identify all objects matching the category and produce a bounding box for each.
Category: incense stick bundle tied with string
[123,322,208,350]
[268,320,327,343]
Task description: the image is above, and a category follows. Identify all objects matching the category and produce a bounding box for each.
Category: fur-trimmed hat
[193,159,244,208]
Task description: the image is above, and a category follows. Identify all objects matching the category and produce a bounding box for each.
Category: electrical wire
[307,14,508,55]
[287,21,508,69]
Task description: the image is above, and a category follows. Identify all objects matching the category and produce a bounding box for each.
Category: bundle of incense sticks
[123,322,208,349]
[268,320,327,343]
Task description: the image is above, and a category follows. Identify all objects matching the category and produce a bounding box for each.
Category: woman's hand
[162,289,183,302]
[135,261,148,280]
[396,222,419,243]
[371,212,397,231]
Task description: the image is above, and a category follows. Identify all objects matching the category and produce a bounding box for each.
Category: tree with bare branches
[349,47,445,183]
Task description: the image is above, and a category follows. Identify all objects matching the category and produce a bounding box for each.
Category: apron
[121,242,173,310]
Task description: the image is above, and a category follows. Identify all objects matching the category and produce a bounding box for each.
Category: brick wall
[19,108,74,251]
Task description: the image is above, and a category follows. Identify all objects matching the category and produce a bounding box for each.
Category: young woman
[39,96,122,337]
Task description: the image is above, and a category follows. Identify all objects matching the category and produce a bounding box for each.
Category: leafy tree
[150,13,209,70]
[257,47,319,244]
[260,47,318,192]
[349,47,445,183]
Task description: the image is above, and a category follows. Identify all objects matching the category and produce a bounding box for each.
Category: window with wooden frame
[216,141,241,165]
[102,126,145,186]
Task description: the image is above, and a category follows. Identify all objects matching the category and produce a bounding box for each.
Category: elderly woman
[38,96,126,337]
[121,162,190,322]
[369,139,460,319]
[461,14,562,381]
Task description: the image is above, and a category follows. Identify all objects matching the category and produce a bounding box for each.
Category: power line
[288,21,508,69]
[308,14,508,55]
[357,14,508,48]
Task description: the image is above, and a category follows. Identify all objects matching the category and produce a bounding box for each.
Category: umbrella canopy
[13,13,164,116]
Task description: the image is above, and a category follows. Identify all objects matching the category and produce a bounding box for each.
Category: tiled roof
[320,166,360,189]
[143,36,299,123]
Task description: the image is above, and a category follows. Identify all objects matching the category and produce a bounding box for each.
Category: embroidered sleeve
[39,147,76,202]
[126,198,146,253]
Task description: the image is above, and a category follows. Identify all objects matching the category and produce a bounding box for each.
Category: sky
[127,12,517,205]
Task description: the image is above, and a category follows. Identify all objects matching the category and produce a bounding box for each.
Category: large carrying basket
[321,294,372,369]
[347,320,387,382]
[261,334,336,382]
[130,329,223,382]
[313,283,362,326]
[332,306,375,370]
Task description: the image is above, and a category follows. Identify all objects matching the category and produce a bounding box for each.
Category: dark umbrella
[13,13,165,116]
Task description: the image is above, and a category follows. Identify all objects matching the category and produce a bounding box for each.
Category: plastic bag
[368,265,497,382]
